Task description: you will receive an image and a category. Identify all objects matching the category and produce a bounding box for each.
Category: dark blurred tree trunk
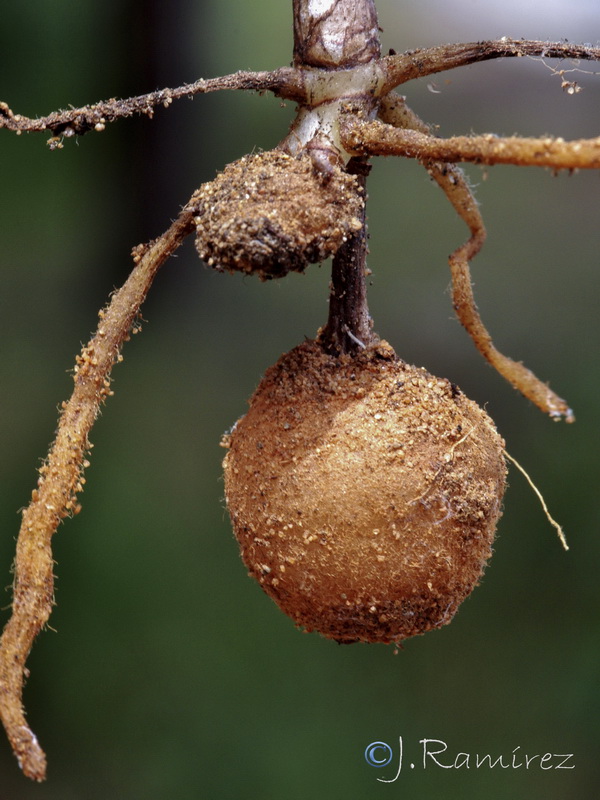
[124,0,209,240]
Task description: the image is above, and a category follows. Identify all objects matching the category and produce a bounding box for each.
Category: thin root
[504,451,568,550]
[373,95,574,422]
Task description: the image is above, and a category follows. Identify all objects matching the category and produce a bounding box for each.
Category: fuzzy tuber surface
[223,339,507,644]
[192,150,364,279]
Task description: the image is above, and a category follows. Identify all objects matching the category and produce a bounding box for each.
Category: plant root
[0,203,195,781]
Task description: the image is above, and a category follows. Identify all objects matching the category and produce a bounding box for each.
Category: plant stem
[291,1,379,356]
[293,0,380,68]
[318,162,374,355]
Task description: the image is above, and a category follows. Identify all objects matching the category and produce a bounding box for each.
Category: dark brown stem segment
[319,163,374,355]
[0,204,195,781]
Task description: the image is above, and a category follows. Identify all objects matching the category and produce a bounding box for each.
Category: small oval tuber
[192,149,364,279]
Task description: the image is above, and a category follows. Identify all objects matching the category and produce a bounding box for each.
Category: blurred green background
[1,1,599,797]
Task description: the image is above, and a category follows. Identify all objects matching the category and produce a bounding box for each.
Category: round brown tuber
[192,149,364,279]
[222,339,507,645]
